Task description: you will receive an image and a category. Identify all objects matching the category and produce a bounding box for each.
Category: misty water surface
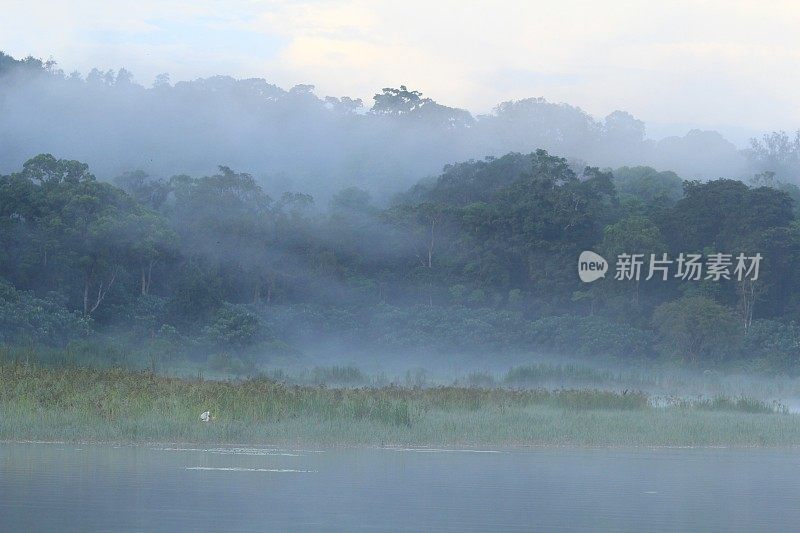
[2,443,799,532]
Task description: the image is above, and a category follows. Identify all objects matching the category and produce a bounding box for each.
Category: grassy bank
[2,363,799,447]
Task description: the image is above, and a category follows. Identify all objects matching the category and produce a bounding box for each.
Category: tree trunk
[84,265,118,316]
[141,259,155,295]
[737,279,757,333]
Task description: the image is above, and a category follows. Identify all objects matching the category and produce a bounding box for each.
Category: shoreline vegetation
[4,363,800,447]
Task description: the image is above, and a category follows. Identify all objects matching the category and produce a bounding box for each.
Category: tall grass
[1,362,797,446]
[666,395,788,414]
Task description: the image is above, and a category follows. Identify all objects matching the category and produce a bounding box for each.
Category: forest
[2,51,800,374]
[3,149,800,372]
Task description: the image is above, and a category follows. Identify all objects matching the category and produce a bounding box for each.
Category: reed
[1,362,798,446]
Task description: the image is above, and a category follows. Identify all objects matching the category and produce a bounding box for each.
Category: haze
[3,0,800,143]
[8,3,800,531]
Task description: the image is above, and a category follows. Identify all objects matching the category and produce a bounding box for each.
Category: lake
[2,442,799,531]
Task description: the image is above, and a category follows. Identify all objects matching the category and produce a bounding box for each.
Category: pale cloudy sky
[2,0,798,143]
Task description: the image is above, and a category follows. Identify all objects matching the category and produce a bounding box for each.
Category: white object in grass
[200,411,212,422]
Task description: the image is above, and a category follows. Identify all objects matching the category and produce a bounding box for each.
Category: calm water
[2,443,800,532]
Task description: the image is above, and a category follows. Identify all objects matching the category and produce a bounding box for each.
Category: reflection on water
[2,442,800,532]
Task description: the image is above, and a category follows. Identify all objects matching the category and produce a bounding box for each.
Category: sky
[2,0,798,144]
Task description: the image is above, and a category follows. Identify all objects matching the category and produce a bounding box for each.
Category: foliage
[529,315,652,359]
[1,148,799,369]
[0,279,90,346]
[203,306,260,348]
[613,166,683,208]
[652,296,741,363]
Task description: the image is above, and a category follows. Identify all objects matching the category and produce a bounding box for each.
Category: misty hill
[2,51,795,202]
[3,149,800,372]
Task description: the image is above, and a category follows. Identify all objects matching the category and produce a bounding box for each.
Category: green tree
[652,295,740,363]
[668,179,793,251]
[614,166,683,209]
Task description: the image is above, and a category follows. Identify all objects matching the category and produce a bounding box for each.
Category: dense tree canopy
[1,149,799,369]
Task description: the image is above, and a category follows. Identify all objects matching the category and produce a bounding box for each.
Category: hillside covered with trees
[4,51,800,202]
[3,148,800,372]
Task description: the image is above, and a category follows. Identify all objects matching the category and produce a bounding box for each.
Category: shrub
[203,305,260,348]
[652,295,741,363]
[529,315,652,359]
[0,279,91,346]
